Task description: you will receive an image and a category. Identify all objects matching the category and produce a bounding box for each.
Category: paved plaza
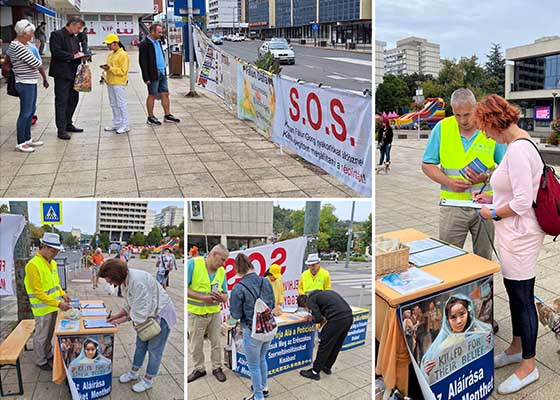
[0,50,359,198]
[376,139,560,400]
[0,255,184,399]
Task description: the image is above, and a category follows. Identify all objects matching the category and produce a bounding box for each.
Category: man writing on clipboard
[421,88,506,331]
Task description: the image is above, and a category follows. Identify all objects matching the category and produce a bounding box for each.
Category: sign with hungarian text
[272,76,372,196]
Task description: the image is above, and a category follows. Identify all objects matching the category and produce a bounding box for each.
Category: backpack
[517,138,560,238]
[2,55,19,97]
[239,279,277,342]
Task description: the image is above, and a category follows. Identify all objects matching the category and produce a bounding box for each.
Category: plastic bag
[74,63,92,92]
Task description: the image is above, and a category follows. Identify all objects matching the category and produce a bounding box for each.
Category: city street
[324,261,372,307]
[0,49,361,198]
[220,40,372,92]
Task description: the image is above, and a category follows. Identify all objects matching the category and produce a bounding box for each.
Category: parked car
[258,40,295,64]
[236,33,246,41]
[231,34,243,42]
[211,35,223,45]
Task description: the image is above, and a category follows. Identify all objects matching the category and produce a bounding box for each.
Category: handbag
[134,282,161,341]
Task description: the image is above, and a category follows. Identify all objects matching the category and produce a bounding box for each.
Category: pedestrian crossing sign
[40,201,62,225]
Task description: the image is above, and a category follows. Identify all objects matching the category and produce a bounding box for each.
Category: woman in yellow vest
[298,253,331,295]
[265,263,284,315]
[101,33,130,134]
[24,233,72,371]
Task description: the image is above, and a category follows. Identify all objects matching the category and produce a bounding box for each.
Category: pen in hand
[107,310,112,321]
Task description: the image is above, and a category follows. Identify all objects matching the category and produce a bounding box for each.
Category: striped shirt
[7,40,41,84]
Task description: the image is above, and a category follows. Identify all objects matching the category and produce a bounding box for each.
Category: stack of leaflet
[81,302,105,309]
[405,238,466,267]
[378,267,443,295]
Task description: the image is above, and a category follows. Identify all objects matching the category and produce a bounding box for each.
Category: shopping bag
[74,63,92,92]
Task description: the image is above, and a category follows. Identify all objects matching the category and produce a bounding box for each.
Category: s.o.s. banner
[272,76,372,196]
[398,277,495,400]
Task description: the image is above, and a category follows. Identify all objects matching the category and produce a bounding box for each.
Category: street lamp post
[186,0,198,97]
[553,92,558,121]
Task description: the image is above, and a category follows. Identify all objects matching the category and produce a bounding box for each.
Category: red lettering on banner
[330,98,348,144]
[248,252,266,276]
[289,88,300,121]
[270,247,287,273]
[0,278,5,289]
[306,92,322,131]
[0,259,6,272]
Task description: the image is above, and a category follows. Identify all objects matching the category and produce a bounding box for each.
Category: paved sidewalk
[187,316,372,399]
[0,50,359,198]
[376,139,560,400]
[0,255,184,399]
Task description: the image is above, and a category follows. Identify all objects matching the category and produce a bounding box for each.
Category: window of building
[514,54,560,91]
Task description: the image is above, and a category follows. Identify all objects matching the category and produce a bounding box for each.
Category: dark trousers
[39,40,45,55]
[379,143,391,165]
[54,77,79,133]
[313,316,353,372]
[504,277,538,359]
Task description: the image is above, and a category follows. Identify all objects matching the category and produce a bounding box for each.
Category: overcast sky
[1,201,183,234]
[376,0,560,62]
[275,200,371,222]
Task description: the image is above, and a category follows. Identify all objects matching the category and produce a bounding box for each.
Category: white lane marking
[322,57,372,66]
[327,75,372,83]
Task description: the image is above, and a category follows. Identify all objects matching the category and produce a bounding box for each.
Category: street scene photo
[186,200,372,399]
[375,1,560,400]
[0,0,372,198]
[0,200,184,399]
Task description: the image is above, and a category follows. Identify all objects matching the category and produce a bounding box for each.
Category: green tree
[0,204,10,214]
[289,210,305,236]
[128,232,146,246]
[484,43,505,96]
[360,213,372,253]
[98,232,110,251]
[401,72,432,97]
[375,74,410,113]
[317,204,338,252]
[146,227,164,246]
[63,234,78,248]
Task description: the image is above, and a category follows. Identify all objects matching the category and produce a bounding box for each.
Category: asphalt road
[218,39,372,92]
[327,263,372,308]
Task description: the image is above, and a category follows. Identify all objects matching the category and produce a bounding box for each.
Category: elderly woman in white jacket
[99,258,177,393]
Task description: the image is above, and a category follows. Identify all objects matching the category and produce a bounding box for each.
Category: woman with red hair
[472,94,544,395]
[378,117,393,170]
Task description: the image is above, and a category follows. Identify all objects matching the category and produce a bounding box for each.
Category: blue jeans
[147,72,169,95]
[15,83,37,145]
[132,317,170,376]
[504,277,538,359]
[243,327,271,400]
[379,143,391,165]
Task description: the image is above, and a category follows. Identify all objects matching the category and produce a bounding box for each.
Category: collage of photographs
[0,0,559,399]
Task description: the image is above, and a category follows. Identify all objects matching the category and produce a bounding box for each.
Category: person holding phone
[101,33,130,134]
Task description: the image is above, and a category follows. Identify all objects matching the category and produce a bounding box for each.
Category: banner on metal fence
[0,214,26,296]
[237,62,276,136]
[272,76,372,196]
[197,43,237,110]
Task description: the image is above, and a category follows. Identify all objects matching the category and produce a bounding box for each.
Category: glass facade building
[513,54,560,91]
[319,0,360,22]
[292,0,316,27]
[247,0,269,25]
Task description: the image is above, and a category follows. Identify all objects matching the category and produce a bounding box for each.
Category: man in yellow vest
[187,244,229,383]
[422,88,507,260]
[24,233,71,371]
[298,253,331,295]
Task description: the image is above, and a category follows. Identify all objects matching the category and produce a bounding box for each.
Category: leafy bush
[350,254,367,262]
[140,249,150,259]
[255,51,282,75]
[547,120,560,145]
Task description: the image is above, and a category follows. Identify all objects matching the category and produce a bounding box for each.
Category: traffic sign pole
[186,0,198,97]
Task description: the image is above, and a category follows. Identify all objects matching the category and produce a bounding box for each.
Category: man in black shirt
[297,290,354,380]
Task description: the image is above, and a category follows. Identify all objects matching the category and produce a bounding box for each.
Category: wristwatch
[491,209,502,221]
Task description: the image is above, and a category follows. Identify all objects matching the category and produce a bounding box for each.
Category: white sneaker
[494,351,522,368]
[498,368,539,394]
[104,126,118,131]
[119,371,139,383]
[132,378,153,393]
[116,127,130,134]
[26,138,44,146]
[16,143,35,153]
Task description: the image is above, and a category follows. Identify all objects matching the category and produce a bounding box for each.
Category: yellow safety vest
[187,257,226,315]
[439,116,496,200]
[24,254,64,317]
[299,268,330,294]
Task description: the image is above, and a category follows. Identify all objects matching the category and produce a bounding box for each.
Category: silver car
[259,41,295,64]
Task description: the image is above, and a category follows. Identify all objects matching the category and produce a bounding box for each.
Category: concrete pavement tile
[133,155,167,166]
[246,140,277,150]
[187,376,213,399]
[290,175,331,190]
[315,375,361,398]
[163,144,195,155]
[197,151,233,163]
[16,162,59,176]
[203,160,240,172]
[169,160,208,175]
[147,374,183,399]
[137,175,179,192]
[255,177,300,193]
[95,178,139,195]
[50,182,95,197]
[62,151,99,162]
[25,152,65,164]
[59,159,98,171]
[194,144,224,153]
[54,170,96,184]
[97,157,134,170]
[210,169,252,184]
[232,157,270,169]
[175,172,216,187]
[213,136,243,144]
[134,164,173,178]
[0,175,15,191]
[4,186,51,197]
[266,190,309,197]
[220,181,265,197]
[181,183,226,198]
[277,165,317,177]
[245,167,283,181]
[336,389,371,400]
[7,173,55,189]
[131,146,164,157]
[98,148,132,159]
[109,378,150,399]
[30,381,70,399]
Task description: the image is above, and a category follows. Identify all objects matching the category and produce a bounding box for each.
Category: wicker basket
[376,243,410,278]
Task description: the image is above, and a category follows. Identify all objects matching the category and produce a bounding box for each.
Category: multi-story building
[505,36,560,134]
[242,0,371,44]
[375,40,386,86]
[187,201,273,253]
[96,201,149,243]
[71,228,81,240]
[156,206,184,228]
[384,37,441,78]
[208,0,242,33]
[144,209,156,235]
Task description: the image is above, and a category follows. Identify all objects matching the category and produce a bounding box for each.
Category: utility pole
[345,201,355,269]
[303,201,320,273]
[9,201,32,321]
[186,0,198,97]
